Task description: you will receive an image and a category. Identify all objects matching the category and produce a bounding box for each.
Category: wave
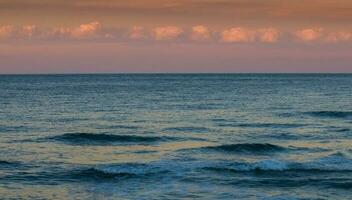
[0,125,32,133]
[335,128,350,132]
[76,168,135,179]
[0,160,22,169]
[163,127,209,133]
[70,152,352,181]
[327,182,352,189]
[70,162,172,181]
[0,160,16,165]
[217,123,304,129]
[204,143,286,153]
[204,152,352,172]
[305,111,352,119]
[49,133,177,145]
[96,125,139,130]
[6,153,352,185]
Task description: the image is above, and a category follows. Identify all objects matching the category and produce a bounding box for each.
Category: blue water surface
[0,74,352,199]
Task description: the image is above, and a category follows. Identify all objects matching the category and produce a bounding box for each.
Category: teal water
[0,74,352,199]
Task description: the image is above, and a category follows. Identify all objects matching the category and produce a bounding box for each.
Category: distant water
[0,74,352,199]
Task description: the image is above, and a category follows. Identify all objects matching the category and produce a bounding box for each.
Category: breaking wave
[204,152,352,172]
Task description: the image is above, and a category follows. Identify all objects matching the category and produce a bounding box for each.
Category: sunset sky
[1,0,352,73]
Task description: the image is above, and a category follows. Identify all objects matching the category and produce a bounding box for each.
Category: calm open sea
[0,74,352,199]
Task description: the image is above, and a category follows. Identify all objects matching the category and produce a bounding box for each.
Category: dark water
[0,74,352,199]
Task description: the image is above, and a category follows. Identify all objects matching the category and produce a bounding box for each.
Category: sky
[0,0,352,73]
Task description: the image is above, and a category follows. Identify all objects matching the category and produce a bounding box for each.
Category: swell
[48,133,177,145]
[203,143,286,153]
[305,111,352,119]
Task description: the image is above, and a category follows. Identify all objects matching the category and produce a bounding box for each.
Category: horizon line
[1,72,352,75]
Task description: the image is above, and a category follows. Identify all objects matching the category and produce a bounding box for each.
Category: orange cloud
[49,27,71,39]
[47,22,105,40]
[152,26,183,40]
[191,25,211,41]
[221,27,256,42]
[0,25,13,39]
[325,31,352,43]
[295,28,323,42]
[21,25,37,38]
[71,22,101,39]
[258,28,280,43]
[129,26,147,40]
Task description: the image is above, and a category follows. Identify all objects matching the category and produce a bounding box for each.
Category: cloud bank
[1,22,352,44]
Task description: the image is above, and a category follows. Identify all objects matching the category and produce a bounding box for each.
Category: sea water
[0,74,351,199]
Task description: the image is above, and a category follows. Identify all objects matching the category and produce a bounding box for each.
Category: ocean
[0,74,351,199]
